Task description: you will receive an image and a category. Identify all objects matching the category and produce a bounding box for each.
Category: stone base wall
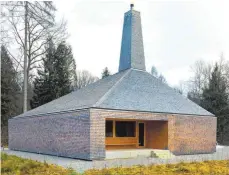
[8,110,91,160]
[168,115,217,155]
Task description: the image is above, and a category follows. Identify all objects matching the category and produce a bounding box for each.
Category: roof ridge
[93,69,131,107]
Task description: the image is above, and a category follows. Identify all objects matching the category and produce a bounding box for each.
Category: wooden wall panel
[146,121,168,149]
[106,137,137,146]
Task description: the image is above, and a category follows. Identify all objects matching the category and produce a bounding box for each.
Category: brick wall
[8,109,91,160]
[90,108,216,159]
[91,108,169,121]
[168,115,217,155]
[8,108,216,160]
[90,109,106,160]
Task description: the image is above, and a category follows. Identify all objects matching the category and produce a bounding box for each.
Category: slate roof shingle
[15,68,213,118]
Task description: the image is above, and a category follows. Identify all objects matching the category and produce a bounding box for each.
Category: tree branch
[5,47,23,69]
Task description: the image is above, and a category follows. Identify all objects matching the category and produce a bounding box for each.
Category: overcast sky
[54,0,229,86]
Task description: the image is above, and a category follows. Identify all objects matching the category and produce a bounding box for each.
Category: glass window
[116,121,136,137]
[106,121,113,137]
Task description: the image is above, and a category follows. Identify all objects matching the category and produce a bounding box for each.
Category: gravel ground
[2,146,229,173]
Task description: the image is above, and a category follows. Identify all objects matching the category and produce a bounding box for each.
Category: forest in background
[1,1,229,146]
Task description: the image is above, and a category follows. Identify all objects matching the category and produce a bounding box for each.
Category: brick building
[9,4,216,160]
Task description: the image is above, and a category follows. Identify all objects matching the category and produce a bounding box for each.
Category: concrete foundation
[106,149,175,159]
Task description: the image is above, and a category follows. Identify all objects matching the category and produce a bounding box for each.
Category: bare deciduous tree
[173,80,189,96]
[187,60,212,104]
[1,1,67,112]
[187,54,229,105]
[150,65,167,84]
[75,70,99,90]
[190,60,212,93]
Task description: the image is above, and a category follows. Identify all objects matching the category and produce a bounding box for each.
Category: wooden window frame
[106,120,114,137]
[105,119,146,149]
[115,120,136,138]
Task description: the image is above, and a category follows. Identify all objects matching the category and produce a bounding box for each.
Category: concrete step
[151,149,175,159]
[105,149,175,159]
[106,149,153,159]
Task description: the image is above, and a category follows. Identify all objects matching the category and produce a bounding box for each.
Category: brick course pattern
[8,108,216,160]
[8,110,91,160]
[168,115,217,155]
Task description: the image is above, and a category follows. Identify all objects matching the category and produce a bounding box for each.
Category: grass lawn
[1,153,229,175]
[1,153,77,175]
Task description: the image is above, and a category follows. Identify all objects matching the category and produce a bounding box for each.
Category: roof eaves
[90,107,215,117]
[10,107,91,120]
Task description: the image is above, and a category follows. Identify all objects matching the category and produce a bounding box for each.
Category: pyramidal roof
[15,5,213,118]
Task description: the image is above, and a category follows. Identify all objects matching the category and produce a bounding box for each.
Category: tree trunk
[23,1,28,112]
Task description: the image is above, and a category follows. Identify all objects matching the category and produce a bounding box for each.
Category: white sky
[54,0,229,86]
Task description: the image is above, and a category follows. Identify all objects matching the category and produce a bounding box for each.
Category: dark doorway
[138,123,145,147]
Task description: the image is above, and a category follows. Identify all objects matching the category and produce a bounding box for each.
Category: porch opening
[105,119,168,150]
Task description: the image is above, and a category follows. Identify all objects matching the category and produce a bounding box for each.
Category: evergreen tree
[201,63,229,143]
[1,45,20,126]
[158,74,167,84]
[53,42,75,97]
[150,66,167,84]
[151,66,158,77]
[102,67,110,79]
[31,41,75,108]
[201,64,229,115]
[30,40,56,108]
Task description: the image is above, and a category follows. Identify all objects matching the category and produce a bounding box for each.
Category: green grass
[1,153,229,175]
[1,153,78,175]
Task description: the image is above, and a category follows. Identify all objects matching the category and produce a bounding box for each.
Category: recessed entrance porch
[105,119,168,151]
